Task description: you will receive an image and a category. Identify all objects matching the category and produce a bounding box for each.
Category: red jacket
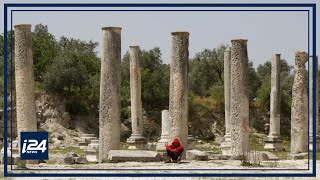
[166,138,184,153]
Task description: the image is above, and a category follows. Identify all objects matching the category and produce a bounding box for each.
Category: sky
[1,0,318,68]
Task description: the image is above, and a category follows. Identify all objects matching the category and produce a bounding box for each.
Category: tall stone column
[264,54,284,150]
[156,110,170,151]
[230,39,250,159]
[291,51,308,155]
[221,47,232,155]
[169,32,189,158]
[14,24,37,141]
[99,27,121,162]
[126,46,147,150]
[309,55,319,151]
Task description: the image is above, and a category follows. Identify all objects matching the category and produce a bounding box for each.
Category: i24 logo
[20,132,49,160]
[22,139,47,154]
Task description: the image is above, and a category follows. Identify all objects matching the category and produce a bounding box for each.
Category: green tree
[32,24,58,81]
[189,45,227,97]
[43,36,100,94]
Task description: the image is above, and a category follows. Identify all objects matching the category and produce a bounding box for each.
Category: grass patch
[196,141,222,153]
[51,147,85,155]
[120,142,129,150]
[15,162,28,169]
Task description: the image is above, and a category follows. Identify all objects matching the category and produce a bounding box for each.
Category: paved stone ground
[1,160,319,179]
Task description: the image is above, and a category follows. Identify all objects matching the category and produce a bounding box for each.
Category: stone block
[108,150,161,162]
[186,149,209,161]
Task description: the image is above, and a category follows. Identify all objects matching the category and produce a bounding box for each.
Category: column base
[156,139,169,152]
[220,135,232,155]
[126,134,147,150]
[188,135,197,150]
[309,134,320,151]
[263,136,284,151]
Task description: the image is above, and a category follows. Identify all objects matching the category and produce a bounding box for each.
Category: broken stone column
[99,27,122,162]
[230,39,250,159]
[291,51,308,155]
[126,46,147,150]
[221,47,232,155]
[14,24,37,141]
[264,54,284,150]
[309,55,319,151]
[169,32,189,158]
[156,110,170,151]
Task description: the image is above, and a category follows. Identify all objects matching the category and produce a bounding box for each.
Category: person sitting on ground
[165,138,184,163]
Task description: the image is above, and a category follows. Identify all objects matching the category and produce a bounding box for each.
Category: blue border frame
[2,3,317,177]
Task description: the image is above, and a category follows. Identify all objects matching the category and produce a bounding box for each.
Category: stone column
[291,51,308,155]
[221,47,232,155]
[126,46,147,150]
[156,110,170,151]
[169,32,189,158]
[264,54,284,150]
[309,55,319,151]
[99,27,122,162]
[230,39,250,159]
[14,24,37,141]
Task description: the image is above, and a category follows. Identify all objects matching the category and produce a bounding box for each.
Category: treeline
[0,23,303,140]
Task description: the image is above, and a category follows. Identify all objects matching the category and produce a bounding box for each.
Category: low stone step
[186,149,209,161]
[108,150,161,162]
[81,134,96,138]
[85,149,98,162]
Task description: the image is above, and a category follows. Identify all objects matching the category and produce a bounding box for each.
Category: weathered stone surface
[309,56,320,151]
[108,150,161,162]
[169,32,189,158]
[291,51,308,155]
[258,151,279,161]
[86,148,98,162]
[99,27,122,162]
[14,24,37,149]
[63,152,77,164]
[264,54,283,150]
[230,39,250,159]
[74,156,88,164]
[221,47,232,155]
[186,149,209,161]
[156,110,170,151]
[127,46,147,150]
[187,135,196,150]
[290,152,308,160]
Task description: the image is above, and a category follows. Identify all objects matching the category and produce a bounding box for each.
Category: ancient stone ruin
[168,32,190,158]
[98,27,122,162]
[14,24,38,141]
[221,47,231,155]
[291,51,308,156]
[126,46,147,150]
[6,23,317,165]
[264,54,284,150]
[230,39,250,159]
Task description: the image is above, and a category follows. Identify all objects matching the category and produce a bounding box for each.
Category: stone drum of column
[309,56,319,151]
[14,24,37,138]
[169,32,189,157]
[221,47,232,155]
[156,110,170,151]
[99,27,122,162]
[264,54,284,150]
[230,39,250,159]
[127,46,146,150]
[291,51,308,155]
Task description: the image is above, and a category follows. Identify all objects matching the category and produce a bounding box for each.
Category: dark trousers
[167,150,183,160]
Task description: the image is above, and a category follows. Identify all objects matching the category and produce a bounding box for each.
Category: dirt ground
[1,159,319,180]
